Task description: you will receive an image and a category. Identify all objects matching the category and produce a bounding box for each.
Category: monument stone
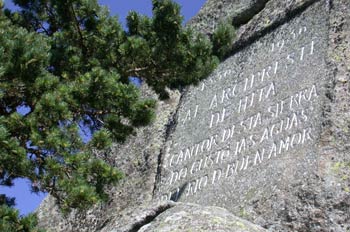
[155,0,350,230]
[158,0,327,206]
[37,0,350,231]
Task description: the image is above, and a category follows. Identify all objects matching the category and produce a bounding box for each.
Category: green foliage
[212,20,236,59]
[0,205,44,232]
[0,0,236,230]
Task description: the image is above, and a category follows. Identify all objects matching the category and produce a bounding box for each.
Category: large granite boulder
[37,0,350,231]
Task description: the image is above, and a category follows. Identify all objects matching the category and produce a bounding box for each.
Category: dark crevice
[328,0,333,9]
[232,0,270,27]
[170,182,187,202]
[128,203,174,232]
[229,0,321,55]
[164,89,189,139]
[152,91,187,197]
[152,145,164,197]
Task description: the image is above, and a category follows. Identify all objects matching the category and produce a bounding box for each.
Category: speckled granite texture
[37,1,350,231]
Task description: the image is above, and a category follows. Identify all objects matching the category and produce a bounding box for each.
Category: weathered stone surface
[36,85,181,232]
[137,203,267,232]
[37,0,350,231]
[156,0,350,231]
[158,0,328,206]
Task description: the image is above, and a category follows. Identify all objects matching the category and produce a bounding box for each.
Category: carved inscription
[159,21,325,202]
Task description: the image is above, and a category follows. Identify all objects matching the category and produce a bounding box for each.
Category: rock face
[37,0,350,231]
[159,0,328,203]
[158,0,328,208]
[156,0,350,231]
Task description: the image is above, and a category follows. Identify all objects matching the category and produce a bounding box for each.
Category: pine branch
[70,3,87,55]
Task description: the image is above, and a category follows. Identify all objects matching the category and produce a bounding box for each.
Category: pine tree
[0,0,235,230]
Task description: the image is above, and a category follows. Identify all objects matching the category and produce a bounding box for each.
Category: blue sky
[1,0,206,216]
